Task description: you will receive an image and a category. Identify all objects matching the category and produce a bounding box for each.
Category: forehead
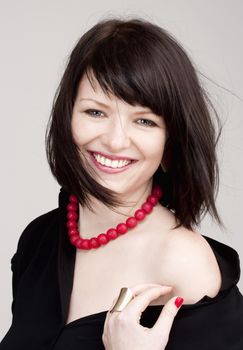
[76,72,113,100]
[76,72,140,112]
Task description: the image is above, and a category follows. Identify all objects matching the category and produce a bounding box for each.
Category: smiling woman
[70,71,167,194]
[1,16,243,350]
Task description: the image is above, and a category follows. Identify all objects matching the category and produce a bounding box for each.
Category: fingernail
[174,296,184,308]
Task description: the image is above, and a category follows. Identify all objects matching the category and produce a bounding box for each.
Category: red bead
[134,209,146,221]
[80,239,91,250]
[152,186,163,199]
[147,195,158,206]
[70,234,79,244]
[97,234,109,245]
[75,238,83,249]
[141,202,153,213]
[66,220,77,229]
[126,217,137,228]
[67,211,78,220]
[116,223,128,235]
[106,228,118,240]
[68,228,79,236]
[69,195,78,203]
[66,203,78,211]
[90,238,100,248]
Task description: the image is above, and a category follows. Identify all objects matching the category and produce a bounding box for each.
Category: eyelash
[85,109,103,117]
[84,109,156,127]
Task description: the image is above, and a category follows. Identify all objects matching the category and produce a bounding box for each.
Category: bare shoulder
[159,226,222,304]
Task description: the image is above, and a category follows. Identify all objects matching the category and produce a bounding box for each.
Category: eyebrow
[79,98,155,116]
[79,98,110,109]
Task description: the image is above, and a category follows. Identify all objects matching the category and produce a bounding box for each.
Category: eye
[85,109,105,118]
[136,119,156,127]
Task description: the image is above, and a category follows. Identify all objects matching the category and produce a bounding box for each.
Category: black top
[1,188,243,350]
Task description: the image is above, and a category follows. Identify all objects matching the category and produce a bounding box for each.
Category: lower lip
[89,152,137,174]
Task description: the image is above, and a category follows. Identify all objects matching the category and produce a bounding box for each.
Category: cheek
[139,132,166,161]
[71,116,95,146]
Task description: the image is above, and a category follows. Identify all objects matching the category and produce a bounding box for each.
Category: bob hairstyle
[46,17,223,230]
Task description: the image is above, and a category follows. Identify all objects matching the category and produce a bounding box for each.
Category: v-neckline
[57,187,241,327]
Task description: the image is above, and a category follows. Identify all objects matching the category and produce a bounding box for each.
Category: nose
[100,115,131,152]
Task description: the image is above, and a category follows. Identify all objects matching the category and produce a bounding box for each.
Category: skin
[69,71,222,348]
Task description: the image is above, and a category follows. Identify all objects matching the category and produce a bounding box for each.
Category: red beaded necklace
[66,185,163,250]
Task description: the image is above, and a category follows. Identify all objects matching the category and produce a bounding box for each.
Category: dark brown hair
[46,17,223,230]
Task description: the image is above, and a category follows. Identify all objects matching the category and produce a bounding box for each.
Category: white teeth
[93,153,131,168]
[110,160,119,168]
[104,158,112,167]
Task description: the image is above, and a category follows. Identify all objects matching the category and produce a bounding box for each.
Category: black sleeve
[9,209,59,315]
[166,287,243,350]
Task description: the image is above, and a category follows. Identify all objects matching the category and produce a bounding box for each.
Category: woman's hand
[102,284,183,350]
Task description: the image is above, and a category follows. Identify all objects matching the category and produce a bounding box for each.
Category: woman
[1,18,243,350]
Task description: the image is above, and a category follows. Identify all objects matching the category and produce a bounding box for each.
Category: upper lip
[88,150,136,161]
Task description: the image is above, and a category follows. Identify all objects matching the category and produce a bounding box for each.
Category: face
[71,72,167,197]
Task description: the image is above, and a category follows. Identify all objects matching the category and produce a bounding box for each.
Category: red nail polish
[175,297,184,308]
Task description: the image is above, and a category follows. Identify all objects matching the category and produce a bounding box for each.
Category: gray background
[0,0,242,338]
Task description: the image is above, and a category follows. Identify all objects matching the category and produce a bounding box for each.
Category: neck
[78,181,153,239]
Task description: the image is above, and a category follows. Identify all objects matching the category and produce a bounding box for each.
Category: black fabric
[1,187,243,349]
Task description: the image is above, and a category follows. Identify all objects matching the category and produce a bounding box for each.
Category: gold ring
[110,287,134,313]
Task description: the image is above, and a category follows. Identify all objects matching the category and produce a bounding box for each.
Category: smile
[93,153,131,168]
[88,152,137,174]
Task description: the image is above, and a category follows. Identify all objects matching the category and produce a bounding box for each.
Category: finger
[104,296,120,326]
[152,296,184,337]
[108,283,172,315]
[124,286,173,322]
[129,283,173,297]
[106,283,172,324]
